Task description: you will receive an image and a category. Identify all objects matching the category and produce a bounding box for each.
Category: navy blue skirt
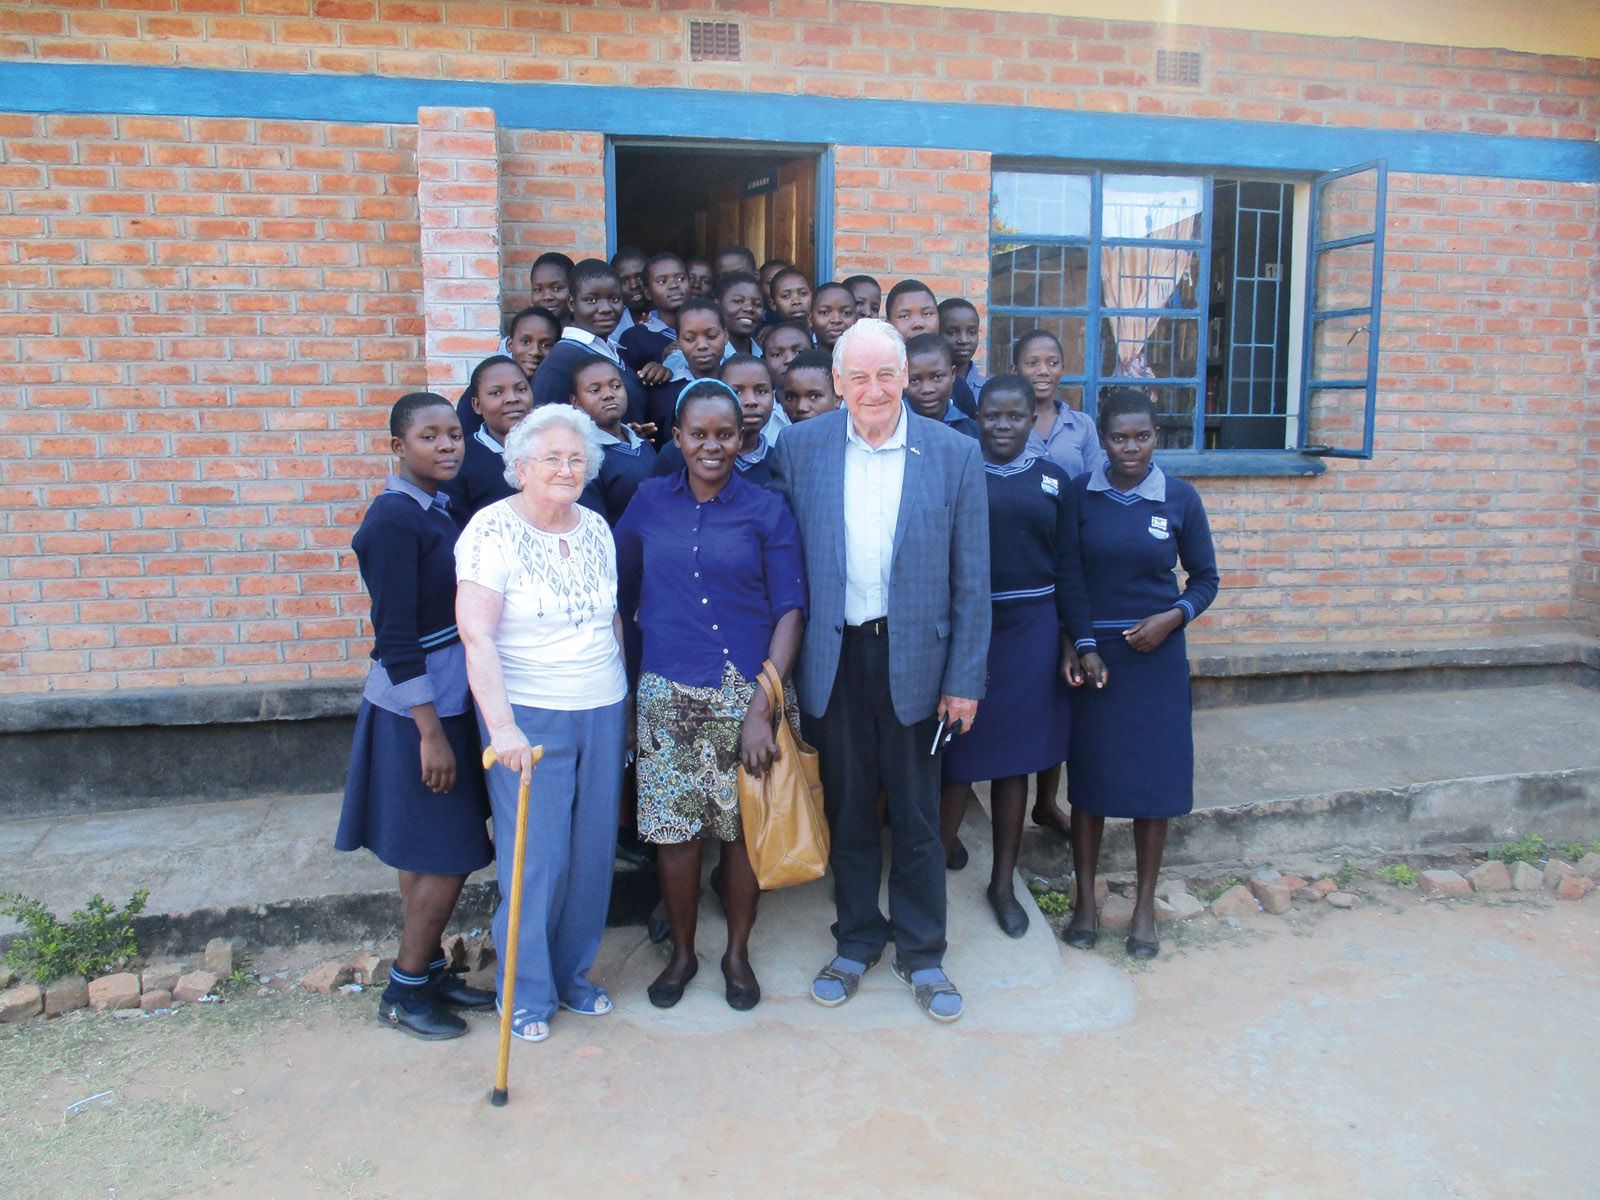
[1067,629,1194,819]
[335,701,494,875]
[943,596,1070,784]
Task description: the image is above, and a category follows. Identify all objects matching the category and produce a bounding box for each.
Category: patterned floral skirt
[636,661,794,845]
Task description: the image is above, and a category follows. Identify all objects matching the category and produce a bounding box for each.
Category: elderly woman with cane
[457,404,630,1045]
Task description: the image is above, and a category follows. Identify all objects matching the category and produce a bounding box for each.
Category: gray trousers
[479,699,625,1020]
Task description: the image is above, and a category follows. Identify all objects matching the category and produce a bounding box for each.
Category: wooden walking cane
[482,743,545,1108]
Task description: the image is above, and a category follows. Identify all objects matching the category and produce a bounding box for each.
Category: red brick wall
[417,106,501,394]
[1,1,1597,693]
[0,114,422,692]
[1,3,1593,141]
[1574,184,1600,629]
[1197,173,1595,644]
[833,146,991,332]
[498,129,608,311]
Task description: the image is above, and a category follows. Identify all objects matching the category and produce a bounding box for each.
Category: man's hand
[937,694,978,735]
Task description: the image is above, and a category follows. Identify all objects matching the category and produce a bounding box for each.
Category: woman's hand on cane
[488,723,535,783]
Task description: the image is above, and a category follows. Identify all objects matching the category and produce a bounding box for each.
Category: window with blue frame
[989,163,1385,462]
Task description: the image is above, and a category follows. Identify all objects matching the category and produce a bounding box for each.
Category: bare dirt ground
[5,881,1597,1200]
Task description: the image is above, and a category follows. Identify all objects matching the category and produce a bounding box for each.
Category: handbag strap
[758,659,784,725]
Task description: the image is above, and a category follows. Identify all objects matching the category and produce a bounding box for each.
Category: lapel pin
[909,446,922,456]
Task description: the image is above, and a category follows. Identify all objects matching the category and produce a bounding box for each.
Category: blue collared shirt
[1027,401,1105,480]
[615,469,807,688]
[663,341,736,381]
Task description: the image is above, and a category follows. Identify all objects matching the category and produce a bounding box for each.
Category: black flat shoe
[1126,936,1160,960]
[722,963,760,1012]
[377,995,468,1040]
[615,832,656,869]
[1061,925,1100,950]
[1031,808,1072,841]
[988,889,1029,939]
[646,915,671,945]
[432,969,495,1010]
[946,838,968,871]
[647,961,698,1009]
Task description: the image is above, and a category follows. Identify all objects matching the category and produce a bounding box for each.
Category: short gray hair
[832,317,907,374]
[502,404,604,487]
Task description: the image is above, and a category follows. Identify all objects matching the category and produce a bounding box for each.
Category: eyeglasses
[532,454,587,474]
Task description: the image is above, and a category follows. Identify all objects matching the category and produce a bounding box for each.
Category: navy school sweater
[351,487,460,688]
[532,340,648,425]
[981,455,1095,649]
[1072,467,1219,633]
[439,429,516,529]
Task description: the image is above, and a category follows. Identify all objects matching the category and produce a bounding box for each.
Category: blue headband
[675,378,741,414]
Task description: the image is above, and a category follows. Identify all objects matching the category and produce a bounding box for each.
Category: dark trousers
[812,628,946,970]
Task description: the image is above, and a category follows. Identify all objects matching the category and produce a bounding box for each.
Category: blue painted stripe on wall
[3,61,1596,183]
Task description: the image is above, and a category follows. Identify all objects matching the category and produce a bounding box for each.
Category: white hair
[502,404,604,487]
[832,317,907,374]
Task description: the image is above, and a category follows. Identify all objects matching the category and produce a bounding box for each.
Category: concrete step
[0,791,655,953]
[1022,681,1600,875]
[4,683,1598,951]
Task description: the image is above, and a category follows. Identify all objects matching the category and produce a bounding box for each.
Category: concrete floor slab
[602,803,1135,1037]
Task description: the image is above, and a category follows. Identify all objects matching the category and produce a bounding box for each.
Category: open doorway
[613,141,822,279]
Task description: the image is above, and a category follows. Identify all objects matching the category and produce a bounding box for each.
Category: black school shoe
[431,967,496,1010]
[378,988,468,1041]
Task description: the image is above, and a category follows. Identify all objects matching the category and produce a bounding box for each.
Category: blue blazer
[768,407,991,725]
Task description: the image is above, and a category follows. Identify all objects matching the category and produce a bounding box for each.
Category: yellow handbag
[737,659,829,890]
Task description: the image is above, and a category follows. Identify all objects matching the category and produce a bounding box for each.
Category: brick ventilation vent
[1155,49,1203,87]
[688,20,741,62]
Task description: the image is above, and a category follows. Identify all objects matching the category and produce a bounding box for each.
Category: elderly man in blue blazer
[769,318,990,1023]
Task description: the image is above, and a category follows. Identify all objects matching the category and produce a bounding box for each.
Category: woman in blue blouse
[1064,388,1219,959]
[336,392,495,1040]
[615,380,807,1012]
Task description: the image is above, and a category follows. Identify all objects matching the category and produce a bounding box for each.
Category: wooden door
[691,154,818,277]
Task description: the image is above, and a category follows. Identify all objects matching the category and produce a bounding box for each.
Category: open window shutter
[1298,159,1387,458]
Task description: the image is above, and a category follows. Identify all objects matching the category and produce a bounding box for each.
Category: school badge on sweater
[1148,515,1170,540]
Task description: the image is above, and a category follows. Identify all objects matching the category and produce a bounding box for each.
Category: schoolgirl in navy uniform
[903,333,979,439]
[887,280,978,417]
[809,281,859,354]
[1064,388,1219,959]
[618,252,688,376]
[532,259,651,425]
[938,297,987,395]
[937,376,1102,937]
[716,270,766,358]
[768,266,813,325]
[457,306,557,441]
[686,256,716,299]
[569,353,657,526]
[335,392,495,1040]
[780,349,841,425]
[844,272,881,319]
[529,252,574,326]
[643,297,729,447]
[650,361,776,488]
[442,356,529,526]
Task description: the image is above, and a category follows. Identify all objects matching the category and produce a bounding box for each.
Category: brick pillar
[833,147,993,369]
[417,107,502,396]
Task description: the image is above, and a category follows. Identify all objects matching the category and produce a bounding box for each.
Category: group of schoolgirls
[435,245,1004,538]
[338,239,1220,1037]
